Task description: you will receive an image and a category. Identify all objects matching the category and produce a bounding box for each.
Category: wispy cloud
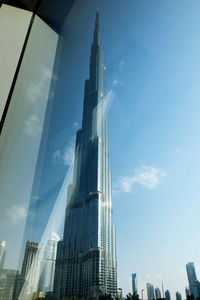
[113,80,119,85]
[119,59,125,70]
[24,114,42,137]
[53,139,75,166]
[114,166,166,193]
[112,79,124,87]
[27,65,56,102]
[105,89,115,113]
[6,204,27,225]
[72,122,79,129]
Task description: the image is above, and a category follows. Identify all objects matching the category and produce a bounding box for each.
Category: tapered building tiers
[54,12,117,298]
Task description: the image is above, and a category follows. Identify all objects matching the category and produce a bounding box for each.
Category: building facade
[54,11,117,299]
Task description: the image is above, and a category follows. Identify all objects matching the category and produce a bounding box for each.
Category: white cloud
[53,140,75,166]
[112,79,123,86]
[24,114,42,137]
[72,122,79,129]
[113,80,119,85]
[27,65,53,102]
[119,59,125,70]
[105,89,115,114]
[63,144,74,165]
[6,204,27,225]
[116,166,166,193]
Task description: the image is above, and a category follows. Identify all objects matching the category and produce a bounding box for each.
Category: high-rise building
[165,289,171,300]
[186,262,200,299]
[176,292,182,300]
[132,273,138,296]
[54,10,117,299]
[21,241,39,295]
[0,240,6,269]
[185,287,190,298]
[147,283,155,300]
[118,288,123,299]
[155,287,162,299]
[38,232,60,296]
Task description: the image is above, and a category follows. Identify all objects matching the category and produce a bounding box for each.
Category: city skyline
[1,236,200,299]
[1,1,200,299]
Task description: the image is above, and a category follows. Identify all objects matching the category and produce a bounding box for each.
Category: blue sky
[98,0,200,298]
[2,0,200,299]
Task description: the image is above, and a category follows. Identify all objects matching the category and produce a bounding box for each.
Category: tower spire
[96,0,99,13]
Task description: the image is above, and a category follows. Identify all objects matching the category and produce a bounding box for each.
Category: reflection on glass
[1,1,200,300]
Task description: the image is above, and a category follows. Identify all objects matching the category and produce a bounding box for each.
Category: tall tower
[54,11,117,298]
[132,273,138,296]
[186,262,200,299]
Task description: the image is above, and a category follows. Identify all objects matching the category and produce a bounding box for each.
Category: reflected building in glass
[0,241,6,269]
[38,232,60,296]
[54,11,117,298]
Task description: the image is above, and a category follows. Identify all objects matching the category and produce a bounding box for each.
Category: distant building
[147,283,155,300]
[155,287,162,299]
[165,289,171,300]
[0,269,20,300]
[186,262,200,299]
[21,241,39,295]
[38,232,60,296]
[176,292,182,300]
[117,288,123,299]
[0,241,6,269]
[185,287,190,298]
[132,273,138,296]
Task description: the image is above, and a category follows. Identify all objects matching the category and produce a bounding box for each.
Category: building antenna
[96,0,99,12]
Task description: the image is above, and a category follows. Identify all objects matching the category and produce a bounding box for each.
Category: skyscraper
[165,289,171,300]
[38,232,60,296]
[54,10,117,299]
[176,292,182,300]
[185,287,190,298]
[186,262,200,299]
[155,287,162,299]
[132,273,138,296]
[147,283,155,300]
[0,240,6,269]
[21,241,39,295]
